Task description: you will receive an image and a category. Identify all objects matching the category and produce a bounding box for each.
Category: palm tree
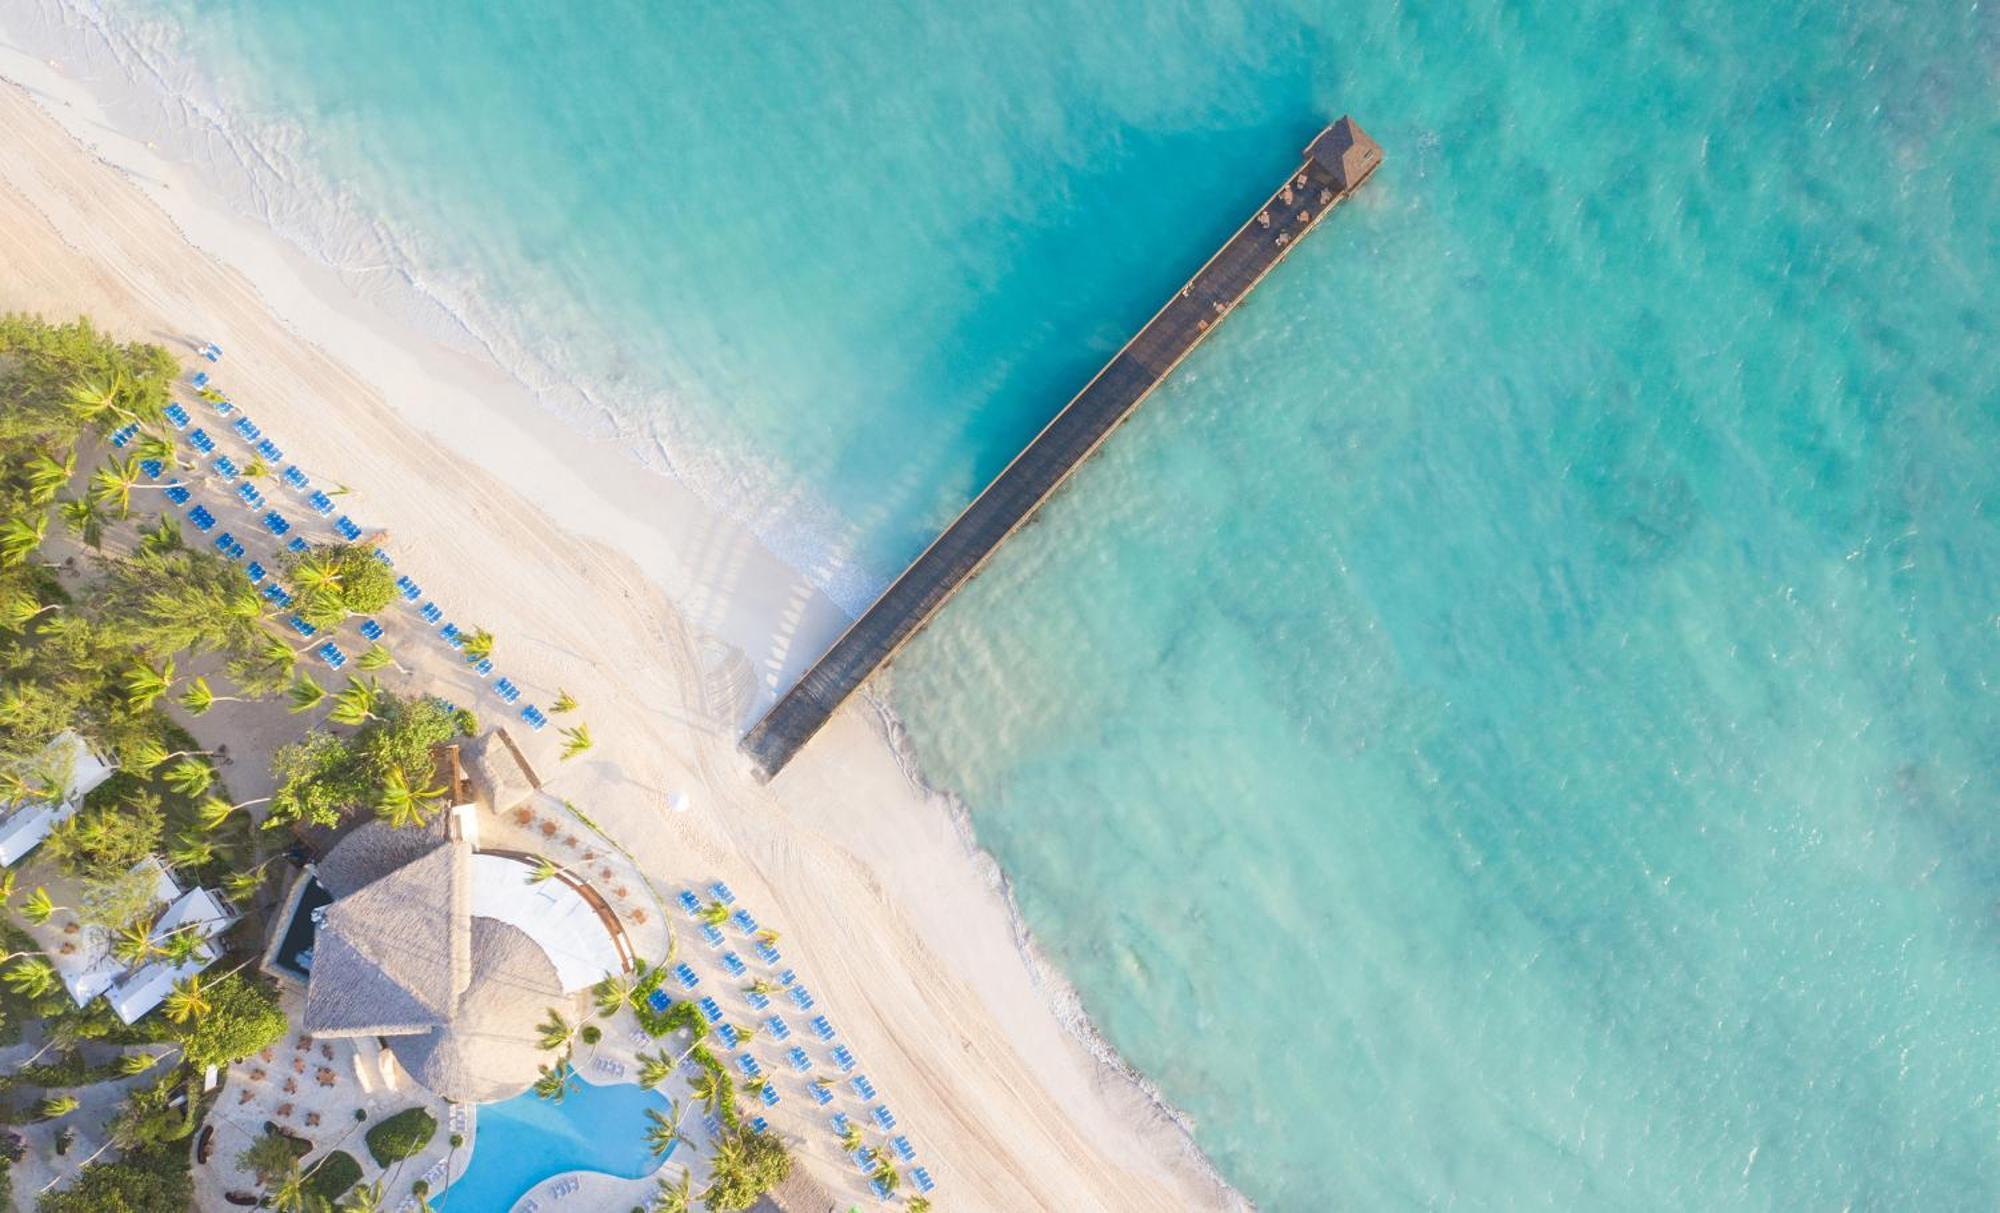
[65,372,131,429]
[533,1056,578,1104]
[376,765,445,830]
[117,1051,165,1077]
[136,515,182,556]
[593,974,633,1018]
[123,655,177,709]
[163,757,215,797]
[730,1024,758,1049]
[111,917,161,968]
[20,886,62,925]
[643,1101,690,1157]
[636,1050,675,1092]
[535,1008,577,1053]
[688,1070,723,1118]
[551,689,579,714]
[838,1123,865,1154]
[328,675,383,725]
[527,857,562,886]
[0,584,58,631]
[0,513,48,568]
[163,974,211,1024]
[178,676,247,716]
[288,550,345,596]
[23,451,75,505]
[908,1199,932,1213]
[338,1180,388,1212]
[55,496,104,550]
[754,928,781,947]
[222,869,268,904]
[870,1159,900,1195]
[744,978,778,999]
[286,672,327,714]
[559,722,594,761]
[267,1158,314,1213]
[196,793,270,831]
[459,628,495,662]
[4,957,59,998]
[117,737,217,778]
[169,833,219,869]
[354,642,406,674]
[38,1093,80,1121]
[90,455,163,517]
[697,901,730,927]
[650,1167,695,1213]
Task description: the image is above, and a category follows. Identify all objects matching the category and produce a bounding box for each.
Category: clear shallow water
[65,0,2000,1208]
[440,1080,665,1211]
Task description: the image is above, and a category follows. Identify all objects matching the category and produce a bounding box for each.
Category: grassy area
[304,1149,362,1206]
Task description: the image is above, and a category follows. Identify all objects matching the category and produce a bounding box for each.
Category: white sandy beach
[0,42,1241,1213]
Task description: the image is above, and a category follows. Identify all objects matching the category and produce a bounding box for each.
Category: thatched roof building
[301,821,577,1104]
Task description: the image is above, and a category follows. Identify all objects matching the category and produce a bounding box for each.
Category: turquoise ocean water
[92,0,2000,1207]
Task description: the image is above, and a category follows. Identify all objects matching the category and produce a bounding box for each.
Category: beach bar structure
[743,117,1382,779]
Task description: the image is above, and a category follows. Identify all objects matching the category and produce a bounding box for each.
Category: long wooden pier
[743,117,1382,779]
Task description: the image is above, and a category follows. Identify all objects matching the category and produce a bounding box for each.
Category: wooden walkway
[744,118,1382,779]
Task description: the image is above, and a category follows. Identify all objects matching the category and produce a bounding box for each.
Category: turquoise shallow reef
[117,0,2000,1206]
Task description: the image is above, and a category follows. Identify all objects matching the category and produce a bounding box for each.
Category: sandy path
[0,68,1239,1213]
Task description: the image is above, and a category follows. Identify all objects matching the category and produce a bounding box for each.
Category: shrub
[302,1150,362,1206]
[579,1025,601,1046]
[364,1106,437,1167]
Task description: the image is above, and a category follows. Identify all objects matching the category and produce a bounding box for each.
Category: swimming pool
[439,1078,668,1211]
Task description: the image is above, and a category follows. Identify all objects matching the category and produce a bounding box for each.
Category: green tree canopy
[172,973,288,1069]
[268,693,457,830]
[282,543,396,630]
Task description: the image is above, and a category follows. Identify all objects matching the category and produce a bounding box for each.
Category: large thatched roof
[388,918,567,1105]
[301,821,579,1103]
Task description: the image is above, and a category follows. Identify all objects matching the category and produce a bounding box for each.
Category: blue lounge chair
[282,466,309,490]
[870,1179,892,1200]
[720,952,746,978]
[108,422,139,449]
[419,603,443,624]
[439,622,461,644]
[700,924,725,949]
[788,986,814,1011]
[673,963,699,990]
[187,429,216,454]
[201,341,222,362]
[245,561,267,584]
[306,490,334,516]
[759,1084,779,1108]
[697,996,722,1024]
[891,1135,915,1163]
[334,516,363,542]
[749,1115,769,1134]
[731,909,758,934]
[255,438,283,462]
[235,483,264,508]
[232,417,260,442]
[776,969,797,987]
[810,1016,835,1041]
[830,1113,851,1137]
[745,990,771,1011]
[213,532,235,555]
[764,1016,790,1041]
[737,1055,762,1078]
[288,616,317,638]
[709,882,736,905]
[755,941,782,966]
[165,485,192,506]
[261,583,289,606]
[229,539,246,560]
[831,1045,856,1072]
[703,1114,724,1141]
[211,455,238,480]
[494,680,521,705]
[190,370,209,389]
[394,574,420,600]
[371,548,393,566]
[716,1022,739,1049]
[872,1105,896,1131]
[520,706,548,730]
[358,619,384,641]
[808,1082,833,1106]
[164,402,191,428]
[287,536,309,554]
[786,1047,811,1072]
[912,1167,935,1194]
[317,643,346,669]
[262,512,291,536]
[676,890,701,915]
[187,506,216,533]
[139,459,166,481]
[851,1074,877,1101]
[470,657,494,677]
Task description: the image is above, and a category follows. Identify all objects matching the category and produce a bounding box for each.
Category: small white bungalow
[0,731,116,867]
[49,857,237,1024]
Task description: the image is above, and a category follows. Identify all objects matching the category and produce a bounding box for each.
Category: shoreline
[0,23,1246,1213]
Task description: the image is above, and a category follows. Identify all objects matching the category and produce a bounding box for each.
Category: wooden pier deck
[743,117,1382,779]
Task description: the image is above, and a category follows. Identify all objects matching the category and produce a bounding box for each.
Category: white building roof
[0,731,116,867]
[467,853,624,992]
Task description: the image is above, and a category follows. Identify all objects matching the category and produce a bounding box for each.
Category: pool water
[439,1079,667,1211]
